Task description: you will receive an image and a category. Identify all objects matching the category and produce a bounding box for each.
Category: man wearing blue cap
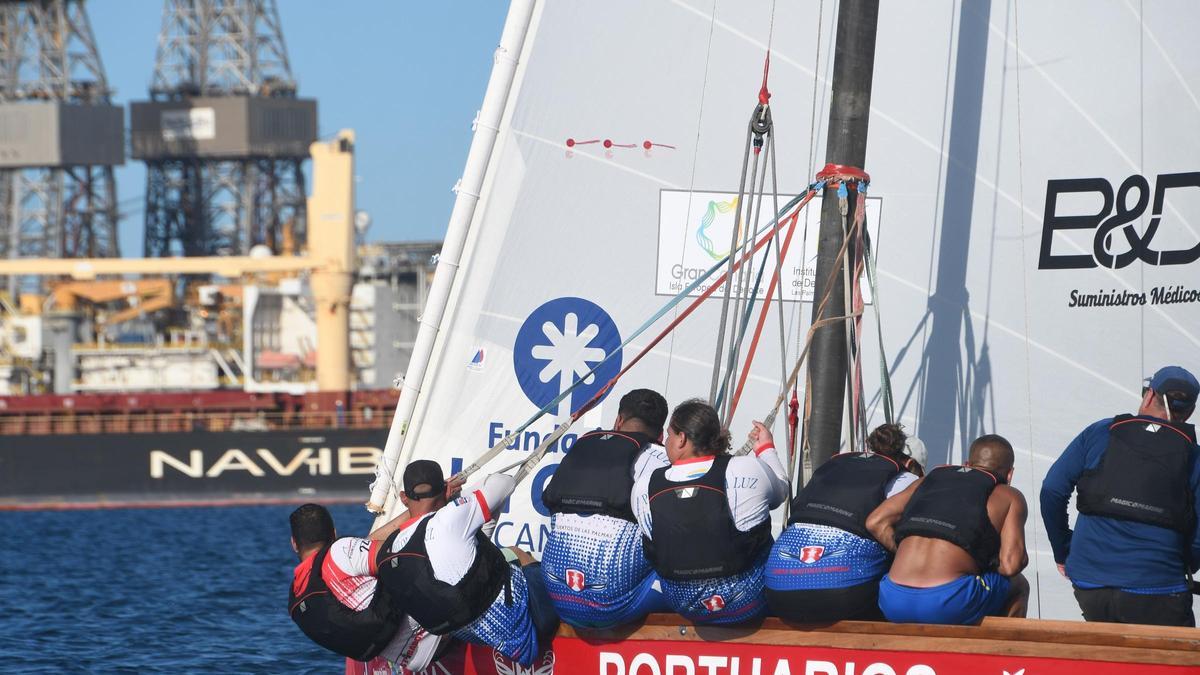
[1041,366,1200,626]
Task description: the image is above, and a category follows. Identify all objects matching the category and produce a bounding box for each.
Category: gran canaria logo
[695,195,740,261]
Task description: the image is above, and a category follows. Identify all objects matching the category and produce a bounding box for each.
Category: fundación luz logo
[513,297,623,417]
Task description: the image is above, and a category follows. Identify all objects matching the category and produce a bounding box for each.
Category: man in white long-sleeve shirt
[632,399,790,623]
[376,461,559,666]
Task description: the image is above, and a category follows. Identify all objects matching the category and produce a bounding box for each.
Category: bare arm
[997,486,1029,576]
[866,478,922,552]
[368,508,411,541]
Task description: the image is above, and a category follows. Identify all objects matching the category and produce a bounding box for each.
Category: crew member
[1041,366,1200,627]
[541,389,672,627]
[287,469,462,671]
[632,399,790,624]
[868,434,1030,624]
[376,461,559,666]
[765,424,924,621]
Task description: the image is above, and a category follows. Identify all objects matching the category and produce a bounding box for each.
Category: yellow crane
[51,278,175,328]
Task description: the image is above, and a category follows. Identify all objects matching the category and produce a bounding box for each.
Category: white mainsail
[373,0,1200,622]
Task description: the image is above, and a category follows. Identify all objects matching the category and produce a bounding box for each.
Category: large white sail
[377,0,1200,622]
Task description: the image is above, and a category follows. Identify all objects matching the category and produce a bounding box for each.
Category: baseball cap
[402,459,447,499]
[904,436,928,468]
[1146,366,1199,413]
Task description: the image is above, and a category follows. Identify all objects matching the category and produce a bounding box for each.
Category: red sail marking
[564,138,676,150]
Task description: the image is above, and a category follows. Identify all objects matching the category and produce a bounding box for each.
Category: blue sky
[90,2,509,254]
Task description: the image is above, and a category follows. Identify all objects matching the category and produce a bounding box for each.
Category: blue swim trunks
[878,572,1010,625]
[661,553,769,625]
[542,513,670,628]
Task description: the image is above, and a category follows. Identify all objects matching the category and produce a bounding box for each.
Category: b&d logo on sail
[1039,172,1200,269]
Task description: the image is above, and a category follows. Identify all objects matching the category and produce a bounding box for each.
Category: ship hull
[0,427,385,509]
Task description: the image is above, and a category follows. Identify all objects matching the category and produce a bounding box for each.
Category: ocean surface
[2,503,373,673]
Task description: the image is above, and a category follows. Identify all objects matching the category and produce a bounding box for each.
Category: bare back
[887,484,1027,587]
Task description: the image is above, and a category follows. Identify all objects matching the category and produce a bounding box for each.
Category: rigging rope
[741,165,870,457]
[508,194,818,487]
[862,225,895,424]
[766,129,793,456]
[708,117,758,404]
[726,207,801,422]
[725,123,769,413]
[715,131,791,421]
[1011,0,1044,619]
[449,189,819,484]
[796,165,871,458]
[714,147,777,418]
[711,32,776,413]
[723,127,770,421]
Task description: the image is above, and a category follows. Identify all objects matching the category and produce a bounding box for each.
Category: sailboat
[360,0,1200,672]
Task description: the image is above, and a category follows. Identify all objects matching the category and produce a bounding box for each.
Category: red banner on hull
[349,635,1197,675]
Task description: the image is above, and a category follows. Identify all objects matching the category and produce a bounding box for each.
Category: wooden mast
[806,0,880,468]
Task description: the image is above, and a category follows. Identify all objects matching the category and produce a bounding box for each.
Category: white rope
[765,0,777,54]
[792,0,826,488]
[512,421,574,486]
[766,133,792,454]
[1011,0,1044,621]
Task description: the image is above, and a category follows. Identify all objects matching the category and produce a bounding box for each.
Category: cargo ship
[0,133,429,509]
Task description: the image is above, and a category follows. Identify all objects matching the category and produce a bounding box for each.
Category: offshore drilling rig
[0,0,436,401]
[0,0,123,295]
[134,0,317,258]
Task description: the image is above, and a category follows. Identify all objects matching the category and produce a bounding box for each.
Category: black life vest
[542,430,653,522]
[376,515,512,635]
[1076,414,1197,533]
[287,544,403,661]
[894,465,1002,572]
[788,452,903,539]
[644,454,773,581]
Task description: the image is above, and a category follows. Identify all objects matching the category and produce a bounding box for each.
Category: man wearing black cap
[377,460,558,667]
[286,471,461,671]
[1041,365,1200,626]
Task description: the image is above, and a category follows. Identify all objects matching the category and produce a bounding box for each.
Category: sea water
[1,504,371,673]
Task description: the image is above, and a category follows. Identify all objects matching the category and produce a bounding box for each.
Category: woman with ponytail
[764,423,925,621]
[631,399,790,624]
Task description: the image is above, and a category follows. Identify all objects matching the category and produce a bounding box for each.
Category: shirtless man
[866,434,1029,624]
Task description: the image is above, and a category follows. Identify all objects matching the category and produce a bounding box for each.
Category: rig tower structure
[134,0,316,257]
[0,0,124,294]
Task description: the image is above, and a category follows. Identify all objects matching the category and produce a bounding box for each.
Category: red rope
[726,210,801,422]
[758,52,772,105]
[572,190,818,422]
[788,388,800,457]
[849,190,868,450]
[816,163,870,185]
